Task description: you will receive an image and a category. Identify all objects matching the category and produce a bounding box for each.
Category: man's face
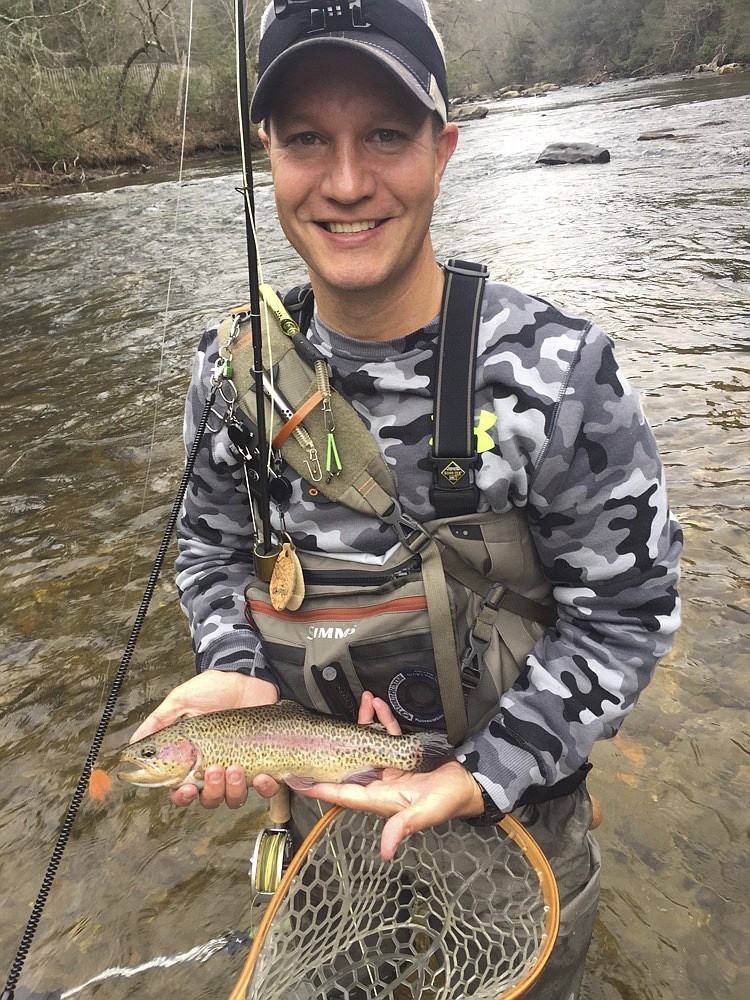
[260,50,457,305]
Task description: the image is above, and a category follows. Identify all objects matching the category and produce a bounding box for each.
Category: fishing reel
[249,787,294,895]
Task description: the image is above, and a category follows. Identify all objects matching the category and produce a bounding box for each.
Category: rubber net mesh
[246,810,552,1000]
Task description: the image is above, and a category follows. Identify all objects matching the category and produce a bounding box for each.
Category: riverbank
[0,125,240,203]
[2,64,746,205]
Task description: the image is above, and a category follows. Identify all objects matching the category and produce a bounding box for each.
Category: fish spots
[118,703,440,789]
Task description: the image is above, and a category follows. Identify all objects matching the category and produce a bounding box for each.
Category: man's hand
[297,692,485,859]
[129,671,279,810]
[296,760,485,860]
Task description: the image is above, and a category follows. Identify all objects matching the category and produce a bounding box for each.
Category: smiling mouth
[322,220,381,234]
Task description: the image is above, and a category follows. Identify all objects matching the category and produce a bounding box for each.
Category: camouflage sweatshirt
[175,280,682,814]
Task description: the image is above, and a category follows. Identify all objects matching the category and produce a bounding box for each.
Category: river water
[1,72,748,999]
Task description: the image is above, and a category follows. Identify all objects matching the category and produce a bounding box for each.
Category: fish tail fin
[414,731,455,771]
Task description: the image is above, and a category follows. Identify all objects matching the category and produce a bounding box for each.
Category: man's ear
[258,126,271,154]
[434,123,459,195]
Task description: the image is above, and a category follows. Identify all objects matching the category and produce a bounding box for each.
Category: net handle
[228,805,343,1000]
[229,810,559,1000]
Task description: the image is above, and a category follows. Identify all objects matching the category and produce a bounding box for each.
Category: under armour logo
[429,410,498,454]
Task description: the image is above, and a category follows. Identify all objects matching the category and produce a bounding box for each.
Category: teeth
[327,221,379,234]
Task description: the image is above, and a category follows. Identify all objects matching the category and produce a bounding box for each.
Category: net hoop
[229,808,559,1000]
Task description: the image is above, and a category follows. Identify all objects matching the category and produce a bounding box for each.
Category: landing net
[230,808,558,1000]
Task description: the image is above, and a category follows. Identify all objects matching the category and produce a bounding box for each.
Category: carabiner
[304,446,323,483]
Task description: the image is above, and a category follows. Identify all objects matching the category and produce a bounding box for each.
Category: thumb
[380,806,424,861]
[129,703,194,743]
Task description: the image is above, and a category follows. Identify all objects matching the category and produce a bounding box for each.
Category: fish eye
[140,746,157,759]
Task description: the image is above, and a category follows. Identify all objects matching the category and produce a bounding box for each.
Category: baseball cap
[250,0,448,125]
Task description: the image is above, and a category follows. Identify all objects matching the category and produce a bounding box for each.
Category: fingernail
[228,772,243,785]
[207,772,222,785]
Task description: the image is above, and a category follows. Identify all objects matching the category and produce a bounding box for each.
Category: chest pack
[216,261,557,746]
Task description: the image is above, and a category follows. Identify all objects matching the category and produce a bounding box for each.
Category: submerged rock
[536,142,610,165]
[638,130,677,140]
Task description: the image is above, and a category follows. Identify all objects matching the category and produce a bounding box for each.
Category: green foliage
[1,0,749,178]
[633,0,728,71]
[503,30,537,87]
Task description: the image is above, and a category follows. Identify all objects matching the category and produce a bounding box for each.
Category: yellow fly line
[229,807,559,1000]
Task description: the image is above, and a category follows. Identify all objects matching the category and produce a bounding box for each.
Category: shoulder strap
[430,259,489,518]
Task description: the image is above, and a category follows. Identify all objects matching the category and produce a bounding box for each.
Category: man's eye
[291,133,319,147]
[374,129,400,143]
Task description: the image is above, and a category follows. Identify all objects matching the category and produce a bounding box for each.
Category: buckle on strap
[460,584,508,692]
[460,632,490,692]
[379,501,433,550]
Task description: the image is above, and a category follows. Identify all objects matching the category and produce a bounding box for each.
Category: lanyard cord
[1,387,216,1000]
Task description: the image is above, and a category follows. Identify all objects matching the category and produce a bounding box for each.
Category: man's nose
[321,143,376,203]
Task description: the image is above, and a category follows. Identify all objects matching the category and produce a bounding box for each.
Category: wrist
[463,777,505,827]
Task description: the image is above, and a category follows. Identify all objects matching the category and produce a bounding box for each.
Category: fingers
[304,763,485,860]
[170,783,200,807]
[302,782,438,861]
[372,696,402,735]
[357,691,402,736]
[357,691,376,725]
[296,780,381,813]
[381,811,411,861]
[224,765,250,809]
[169,765,249,810]
[253,774,281,799]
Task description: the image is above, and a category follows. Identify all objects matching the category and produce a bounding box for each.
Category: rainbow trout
[118,701,453,791]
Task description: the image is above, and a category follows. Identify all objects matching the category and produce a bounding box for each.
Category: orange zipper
[248,596,427,623]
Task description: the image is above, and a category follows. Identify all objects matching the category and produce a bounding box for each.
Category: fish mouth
[117,761,184,787]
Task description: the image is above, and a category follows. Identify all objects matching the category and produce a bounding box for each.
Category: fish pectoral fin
[284,775,318,791]
[342,767,384,786]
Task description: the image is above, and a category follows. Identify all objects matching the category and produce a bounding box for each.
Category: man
[131,1,682,995]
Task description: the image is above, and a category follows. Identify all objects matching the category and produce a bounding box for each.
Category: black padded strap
[430,259,489,518]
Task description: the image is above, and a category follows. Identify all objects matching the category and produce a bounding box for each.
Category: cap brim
[250,37,443,124]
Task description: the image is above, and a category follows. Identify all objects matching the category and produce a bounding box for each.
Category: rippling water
[1,72,748,999]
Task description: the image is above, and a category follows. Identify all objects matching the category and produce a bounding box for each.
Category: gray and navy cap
[251,0,448,125]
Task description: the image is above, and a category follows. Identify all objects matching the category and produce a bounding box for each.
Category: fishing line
[90,0,196,718]
[117,0,196,600]
[59,930,251,997]
[1,6,206,998]
[0,389,216,1000]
